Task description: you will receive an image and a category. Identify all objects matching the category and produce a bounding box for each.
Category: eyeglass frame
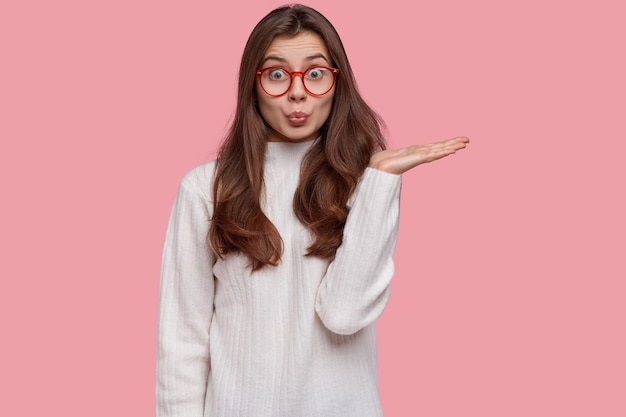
[255,66,340,98]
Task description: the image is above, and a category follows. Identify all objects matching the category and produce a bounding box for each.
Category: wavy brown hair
[209,4,386,270]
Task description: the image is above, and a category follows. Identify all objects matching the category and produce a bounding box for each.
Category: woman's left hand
[369,136,470,175]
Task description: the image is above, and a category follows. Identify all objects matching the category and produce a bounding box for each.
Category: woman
[156,4,468,417]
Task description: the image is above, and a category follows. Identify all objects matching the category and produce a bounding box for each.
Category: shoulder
[179,160,218,204]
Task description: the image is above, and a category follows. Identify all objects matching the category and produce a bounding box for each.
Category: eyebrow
[260,53,330,67]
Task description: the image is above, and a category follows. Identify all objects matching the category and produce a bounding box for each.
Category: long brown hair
[210,4,386,270]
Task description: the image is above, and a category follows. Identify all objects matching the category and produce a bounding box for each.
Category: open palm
[370,137,469,175]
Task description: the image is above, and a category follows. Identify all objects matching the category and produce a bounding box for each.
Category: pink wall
[1,0,624,415]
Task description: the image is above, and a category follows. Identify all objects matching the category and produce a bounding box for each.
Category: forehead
[263,32,330,63]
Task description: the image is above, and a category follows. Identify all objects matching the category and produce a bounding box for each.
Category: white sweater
[156,140,402,417]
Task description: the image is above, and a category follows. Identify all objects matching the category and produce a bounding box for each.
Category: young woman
[156,4,468,417]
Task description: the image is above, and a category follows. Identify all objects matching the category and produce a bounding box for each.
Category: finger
[422,143,467,161]
[439,137,470,151]
[394,144,456,165]
[430,137,469,147]
[399,147,452,167]
[438,139,468,153]
[422,148,457,163]
[419,139,466,154]
[447,136,470,144]
[409,142,463,158]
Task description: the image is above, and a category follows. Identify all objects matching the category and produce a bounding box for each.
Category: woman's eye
[306,68,324,79]
[268,69,287,80]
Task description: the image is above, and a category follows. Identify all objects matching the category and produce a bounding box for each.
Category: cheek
[319,94,335,121]
[257,96,280,122]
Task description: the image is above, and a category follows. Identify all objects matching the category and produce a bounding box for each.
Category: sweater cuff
[355,167,402,206]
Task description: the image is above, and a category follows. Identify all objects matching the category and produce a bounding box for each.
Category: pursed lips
[287,111,308,126]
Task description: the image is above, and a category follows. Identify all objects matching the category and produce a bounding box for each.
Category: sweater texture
[156,140,402,417]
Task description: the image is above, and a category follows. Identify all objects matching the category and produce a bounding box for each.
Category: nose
[288,74,307,101]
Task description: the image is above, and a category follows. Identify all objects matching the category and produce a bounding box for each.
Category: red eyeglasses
[256,66,340,97]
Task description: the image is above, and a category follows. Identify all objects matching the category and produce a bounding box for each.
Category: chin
[274,128,318,143]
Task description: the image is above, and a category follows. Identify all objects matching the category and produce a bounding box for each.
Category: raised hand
[369,137,469,175]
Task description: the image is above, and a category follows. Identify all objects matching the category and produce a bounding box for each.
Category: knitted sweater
[156,140,402,417]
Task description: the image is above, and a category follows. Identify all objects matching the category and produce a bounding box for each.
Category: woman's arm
[315,167,401,335]
[156,172,215,417]
[315,137,469,335]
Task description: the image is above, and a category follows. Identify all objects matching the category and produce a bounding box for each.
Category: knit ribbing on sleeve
[315,167,401,335]
[156,172,215,417]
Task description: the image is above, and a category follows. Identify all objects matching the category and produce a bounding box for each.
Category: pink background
[1,0,624,415]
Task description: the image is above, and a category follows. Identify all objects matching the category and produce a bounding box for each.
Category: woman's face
[256,32,336,143]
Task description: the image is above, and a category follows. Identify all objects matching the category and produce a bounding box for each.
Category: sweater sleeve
[315,167,402,335]
[156,173,215,417]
